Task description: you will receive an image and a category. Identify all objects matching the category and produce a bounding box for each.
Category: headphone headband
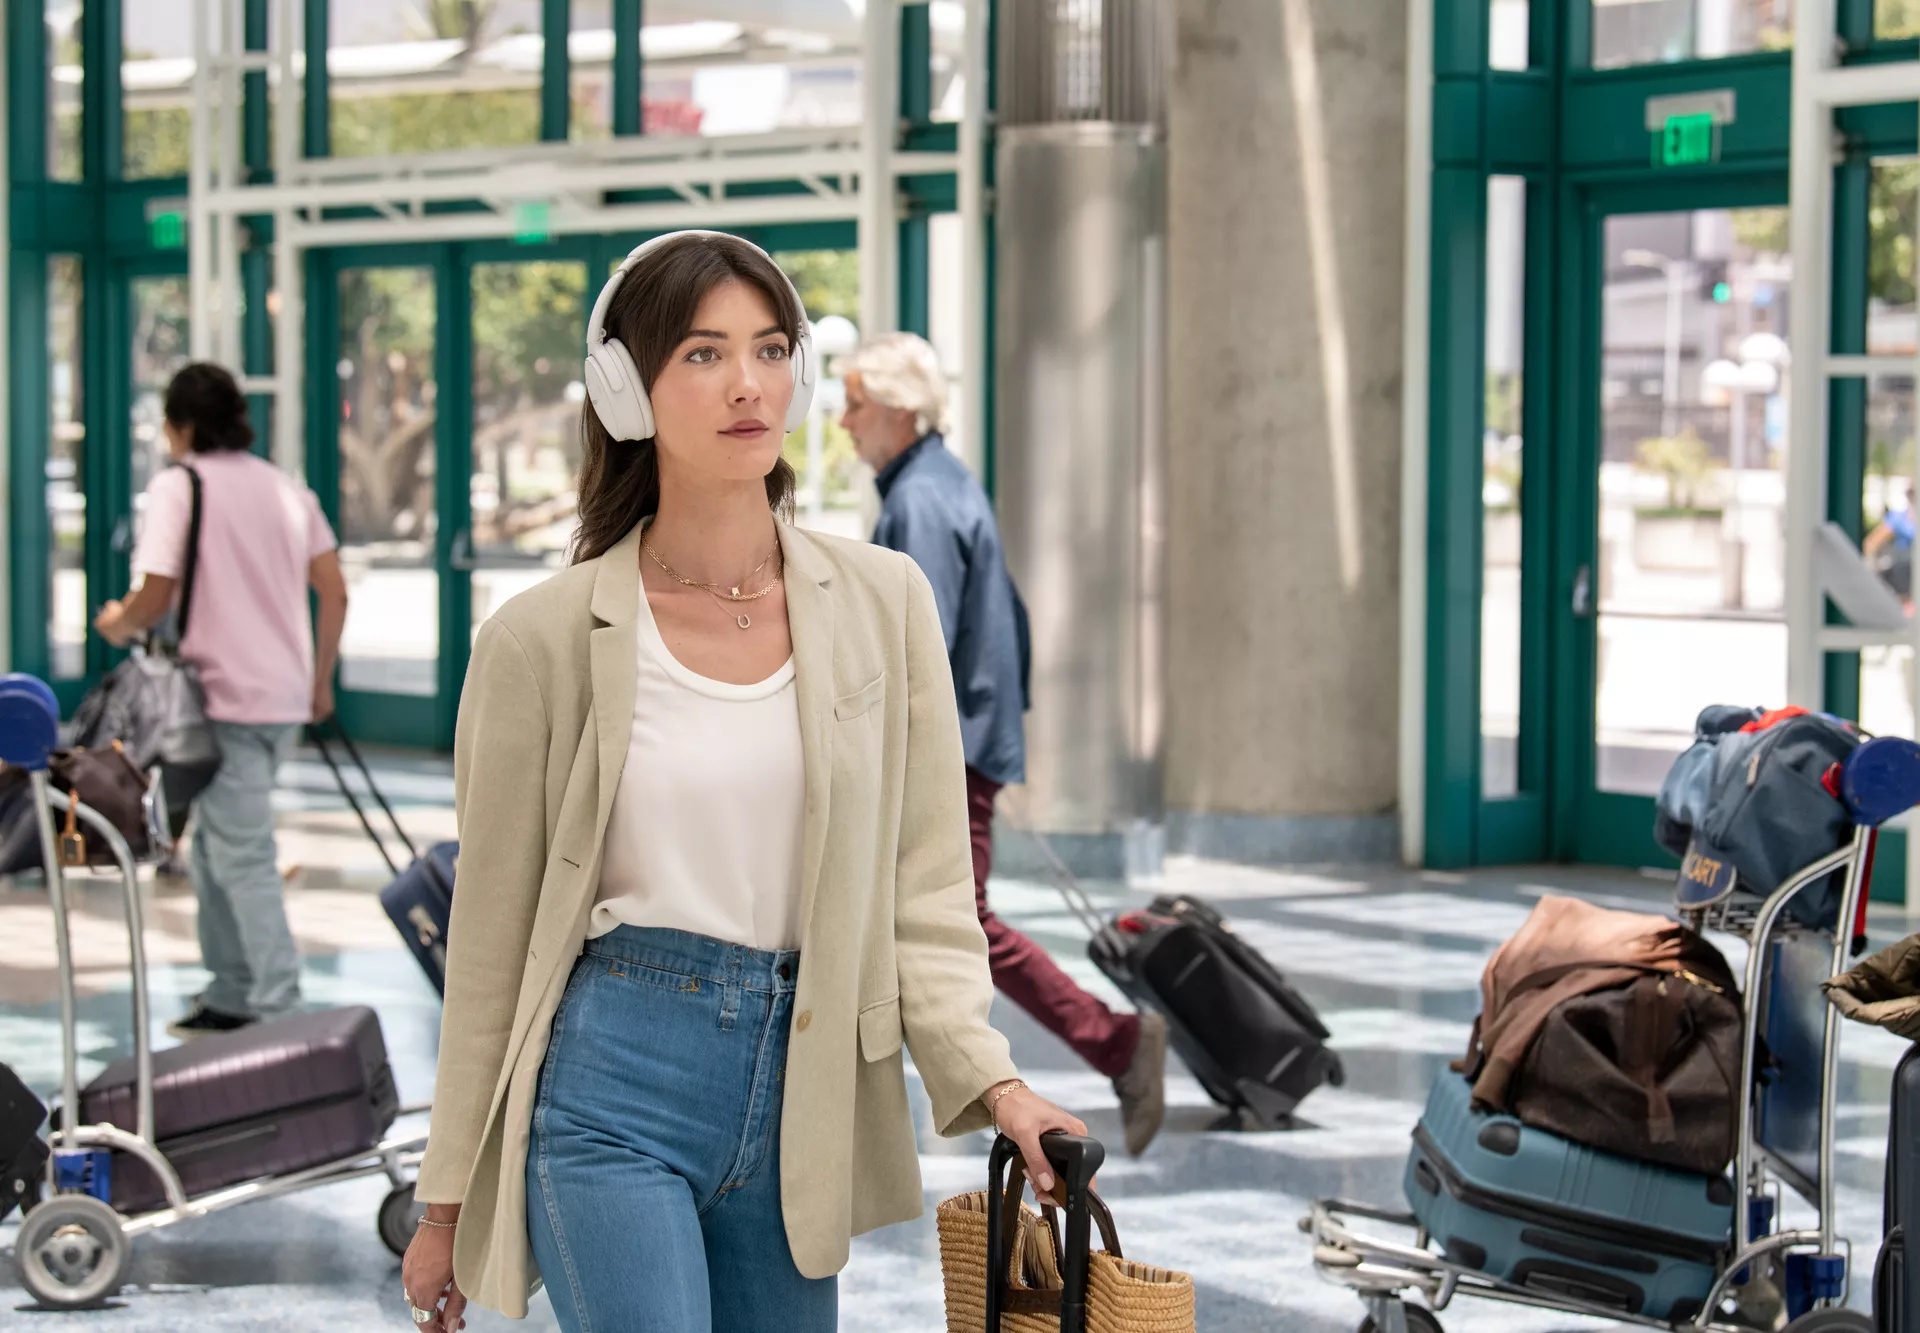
[583,229,816,442]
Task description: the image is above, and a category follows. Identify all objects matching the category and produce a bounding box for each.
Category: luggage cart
[1303,737,1920,1333]
[0,674,432,1311]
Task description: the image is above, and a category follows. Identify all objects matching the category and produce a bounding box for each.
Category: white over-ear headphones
[583,229,817,443]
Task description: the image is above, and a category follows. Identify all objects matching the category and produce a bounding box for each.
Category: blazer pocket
[858,996,903,1062]
[834,674,886,722]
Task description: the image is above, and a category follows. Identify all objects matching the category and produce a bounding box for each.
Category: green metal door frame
[1550,170,1790,872]
[1421,0,1916,899]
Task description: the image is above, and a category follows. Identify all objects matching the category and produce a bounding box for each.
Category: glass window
[776,249,864,539]
[1879,0,1920,38]
[1859,375,1915,738]
[1483,178,1526,799]
[329,0,544,157]
[123,1,192,178]
[130,277,191,511]
[570,0,616,140]
[1491,0,1531,70]
[930,1,965,122]
[468,260,588,638]
[1594,208,1792,794]
[47,2,83,181]
[1590,0,1792,69]
[643,8,862,137]
[1870,161,1917,358]
[336,267,439,696]
[49,258,87,680]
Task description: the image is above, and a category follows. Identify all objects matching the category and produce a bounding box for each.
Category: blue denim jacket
[871,434,1030,785]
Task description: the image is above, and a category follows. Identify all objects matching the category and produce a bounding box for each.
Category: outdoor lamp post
[1702,335,1786,611]
[1623,248,1684,440]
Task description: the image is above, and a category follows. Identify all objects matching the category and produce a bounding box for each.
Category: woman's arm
[892,556,1021,1125]
[413,616,553,1206]
[94,575,177,647]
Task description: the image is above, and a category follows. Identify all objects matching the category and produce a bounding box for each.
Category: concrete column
[1163,0,1406,863]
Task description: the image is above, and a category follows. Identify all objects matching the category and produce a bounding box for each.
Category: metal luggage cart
[1303,738,1919,1333]
[0,674,432,1311]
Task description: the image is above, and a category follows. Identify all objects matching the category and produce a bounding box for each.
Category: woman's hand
[987,1080,1089,1200]
[401,1206,468,1333]
[93,601,133,648]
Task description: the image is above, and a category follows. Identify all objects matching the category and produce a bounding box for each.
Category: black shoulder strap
[175,464,204,641]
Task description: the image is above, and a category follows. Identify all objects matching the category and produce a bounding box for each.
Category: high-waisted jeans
[525,926,836,1333]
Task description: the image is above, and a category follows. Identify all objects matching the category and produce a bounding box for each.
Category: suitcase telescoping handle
[307,717,419,877]
[985,1132,1115,1333]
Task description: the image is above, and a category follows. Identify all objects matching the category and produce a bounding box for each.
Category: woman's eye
[685,346,717,364]
[761,344,790,362]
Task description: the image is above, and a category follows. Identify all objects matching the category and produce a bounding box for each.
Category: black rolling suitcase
[1878,1043,1920,1332]
[2,1059,48,1220]
[1090,894,1343,1126]
[308,718,459,994]
[78,1006,398,1212]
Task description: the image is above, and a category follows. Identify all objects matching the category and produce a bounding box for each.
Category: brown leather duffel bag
[1456,896,1744,1175]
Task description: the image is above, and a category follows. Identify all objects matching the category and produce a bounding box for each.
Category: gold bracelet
[987,1079,1027,1129]
[416,1216,457,1230]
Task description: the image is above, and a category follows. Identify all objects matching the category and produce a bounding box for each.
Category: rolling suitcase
[2,1059,48,1221]
[1876,1043,1920,1332]
[78,1006,399,1212]
[308,718,458,994]
[1405,1070,1733,1323]
[1089,894,1343,1127]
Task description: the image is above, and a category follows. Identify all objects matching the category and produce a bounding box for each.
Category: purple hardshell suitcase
[78,1006,398,1212]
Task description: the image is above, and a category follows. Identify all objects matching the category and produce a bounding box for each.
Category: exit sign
[1661,112,1716,167]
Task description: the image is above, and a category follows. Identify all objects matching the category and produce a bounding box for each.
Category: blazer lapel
[780,522,836,945]
[587,522,645,849]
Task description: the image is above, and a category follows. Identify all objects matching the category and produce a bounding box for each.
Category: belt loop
[719,945,744,1031]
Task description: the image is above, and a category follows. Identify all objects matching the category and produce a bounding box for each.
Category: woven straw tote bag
[937,1135,1194,1333]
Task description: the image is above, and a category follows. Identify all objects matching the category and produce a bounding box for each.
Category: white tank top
[589,583,806,951]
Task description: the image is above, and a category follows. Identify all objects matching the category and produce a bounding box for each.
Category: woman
[402,231,1086,1333]
[94,362,347,1036]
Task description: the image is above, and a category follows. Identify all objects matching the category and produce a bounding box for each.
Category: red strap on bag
[1740,705,1811,733]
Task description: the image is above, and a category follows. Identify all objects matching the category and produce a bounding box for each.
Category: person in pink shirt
[94,363,349,1036]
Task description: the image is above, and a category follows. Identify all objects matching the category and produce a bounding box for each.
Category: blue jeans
[191,721,301,1018]
[526,927,837,1333]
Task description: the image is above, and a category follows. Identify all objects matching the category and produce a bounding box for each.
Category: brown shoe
[1112,1012,1168,1156]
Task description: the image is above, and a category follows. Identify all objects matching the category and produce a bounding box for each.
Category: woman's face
[646,278,794,486]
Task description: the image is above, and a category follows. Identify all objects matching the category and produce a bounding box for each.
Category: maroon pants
[966,767,1139,1080]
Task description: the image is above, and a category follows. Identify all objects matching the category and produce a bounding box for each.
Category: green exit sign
[150,210,186,250]
[513,200,552,244]
[1660,112,1716,167]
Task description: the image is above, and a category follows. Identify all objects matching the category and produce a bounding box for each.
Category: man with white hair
[840,332,1168,1156]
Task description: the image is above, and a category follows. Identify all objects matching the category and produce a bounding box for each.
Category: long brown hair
[571,233,802,564]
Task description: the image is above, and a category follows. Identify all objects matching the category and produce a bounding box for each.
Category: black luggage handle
[985,1132,1114,1333]
[306,717,418,876]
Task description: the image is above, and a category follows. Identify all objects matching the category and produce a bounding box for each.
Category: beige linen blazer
[411,518,1019,1317]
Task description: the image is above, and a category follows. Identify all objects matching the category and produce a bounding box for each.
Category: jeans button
[778,962,793,981]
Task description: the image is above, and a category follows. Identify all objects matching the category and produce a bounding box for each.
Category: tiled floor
[0,751,1911,1331]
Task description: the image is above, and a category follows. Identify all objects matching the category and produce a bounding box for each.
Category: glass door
[327,260,445,747]
[1558,183,1793,862]
[463,256,591,641]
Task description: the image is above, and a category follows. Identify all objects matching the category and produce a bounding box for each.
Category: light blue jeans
[190,721,301,1018]
[526,926,837,1333]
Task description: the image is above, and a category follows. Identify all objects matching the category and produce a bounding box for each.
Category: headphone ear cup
[784,337,816,433]
[584,338,653,442]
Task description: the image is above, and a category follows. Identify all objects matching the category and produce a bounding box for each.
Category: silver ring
[410,1302,434,1324]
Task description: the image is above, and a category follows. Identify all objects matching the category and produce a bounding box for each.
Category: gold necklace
[644,539,783,630]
